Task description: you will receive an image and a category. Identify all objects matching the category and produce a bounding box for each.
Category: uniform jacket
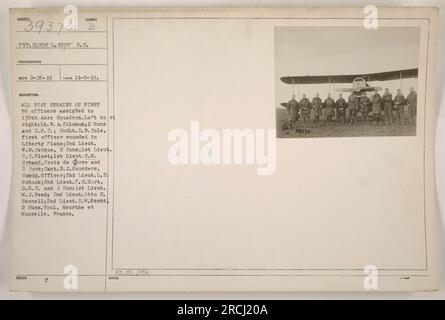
[372,93,382,106]
[394,93,406,106]
[382,93,393,107]
[324,98,335,108]
[407,92,417,107]
[287,99,299,112]
[311,97,322,116]
[372,93,382,113]
[336,98,347,110]
[300,98,311,108]
[348,95,358,109]
[359,95,371,112]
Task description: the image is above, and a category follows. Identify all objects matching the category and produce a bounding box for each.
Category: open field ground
[276,108,416,138]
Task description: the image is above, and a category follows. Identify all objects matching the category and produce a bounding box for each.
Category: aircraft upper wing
[280,68,418,85]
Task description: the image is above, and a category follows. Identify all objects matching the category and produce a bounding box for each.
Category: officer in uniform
[347,94,358,124]
[393,89,406,125]
[324,93,335,122]
[406,87,417,125]
[286,94,299,129]
[382,88,394,125]
[371,91,383,124]
[299,94,312,124]
[311,93,322,127]
[335,93,347,123]
[359,94,371,123]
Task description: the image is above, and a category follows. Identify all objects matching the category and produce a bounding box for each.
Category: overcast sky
[275,27,420,106]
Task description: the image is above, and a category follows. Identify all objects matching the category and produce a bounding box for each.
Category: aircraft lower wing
[335,87,382,93]
[335,88,355,93]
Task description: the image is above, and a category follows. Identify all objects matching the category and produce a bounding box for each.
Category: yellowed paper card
[9,7,439,292]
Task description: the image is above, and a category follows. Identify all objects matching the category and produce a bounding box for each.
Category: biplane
[280,68,418,97]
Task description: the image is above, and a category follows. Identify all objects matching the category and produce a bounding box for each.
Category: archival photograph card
[9,7,439,292]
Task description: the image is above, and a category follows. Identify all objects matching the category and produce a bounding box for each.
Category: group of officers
[284,87,417,129]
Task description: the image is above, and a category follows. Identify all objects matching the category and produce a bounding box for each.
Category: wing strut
[400,71,403,91]
[328,77,332,95]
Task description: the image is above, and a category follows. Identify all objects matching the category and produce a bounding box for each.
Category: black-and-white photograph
[275,27,420,138]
